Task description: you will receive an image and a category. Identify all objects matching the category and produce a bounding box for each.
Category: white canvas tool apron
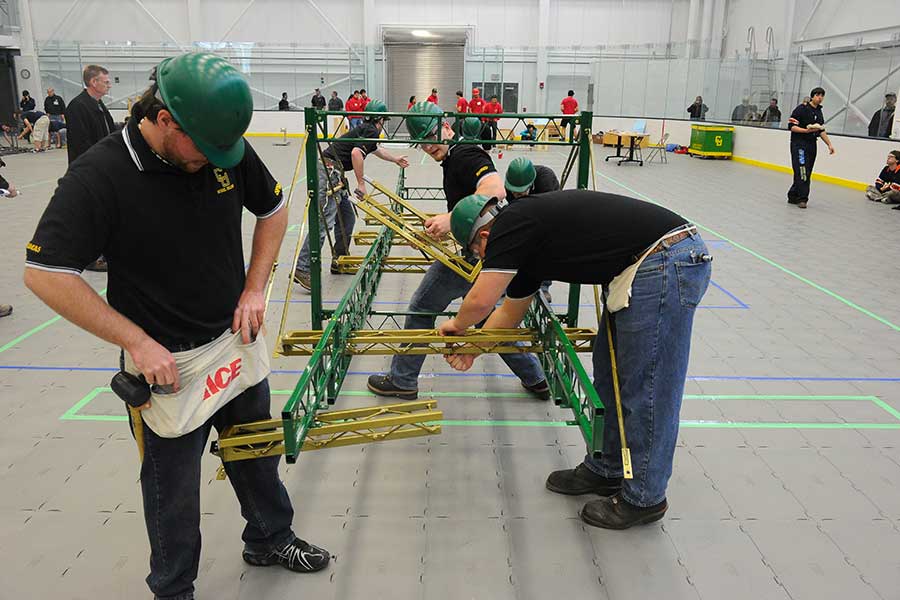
[124,330,270,438]
[605,225,696,313]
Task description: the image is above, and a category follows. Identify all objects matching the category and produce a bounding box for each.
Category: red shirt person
[455,91,468,114]
[560,90,578,115]
[483,96,502,122]
[427,88,438,104]
[469,89,486,114]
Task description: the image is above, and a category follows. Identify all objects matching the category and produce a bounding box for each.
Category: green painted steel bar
[304,107,323,328]
[280,177,401,462]
[526,295,604,455]
[566,110,593,327]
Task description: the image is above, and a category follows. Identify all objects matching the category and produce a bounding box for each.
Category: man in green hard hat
[293,99,409,290]
[25,52,331,599]
[440,190,710,530]
[367,101,550,401]
[504,156,559,301]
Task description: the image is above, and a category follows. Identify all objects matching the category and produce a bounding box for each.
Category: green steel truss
[213,109,603,465]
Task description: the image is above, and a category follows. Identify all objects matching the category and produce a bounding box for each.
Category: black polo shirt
[442,143,497,210]
[323,122,380,171]
[26,117,284,346]
[788,103,824,143]
[44,94,66,116]
[482,190,688,297]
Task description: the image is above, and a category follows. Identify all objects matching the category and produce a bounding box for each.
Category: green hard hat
[406,101,443,140]
[460,117,483,140]
[451,194,496,246]
[365,99,389,120]
[156,52,252,169]
[505,157,537,193]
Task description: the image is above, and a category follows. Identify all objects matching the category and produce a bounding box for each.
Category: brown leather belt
[646,228,695,256]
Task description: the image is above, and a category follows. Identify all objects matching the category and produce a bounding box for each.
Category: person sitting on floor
[865,150,900,204]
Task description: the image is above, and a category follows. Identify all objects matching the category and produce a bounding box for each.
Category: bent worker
[439,190,711,529]
[24,53,331,600]
[294,100,409,289]
[504,157,559,302]
[367,102,550,401]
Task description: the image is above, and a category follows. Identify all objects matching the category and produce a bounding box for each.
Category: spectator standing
[560,90,579,137]
[346,91,363,127]
[45,87,67,147]
[408,96,416,110]
[328,91,343,111]
[278,92,290,111]
[19,91,35,111]
[65,64,115,271]
[427,88,438,104]
[865,150,900,204]
[731,98,755,123]
[359,89,371,109]
[455,90,468,114]
[311,88,326,110]
[481,95,502,151]
[760,98,782,127]
[687,96,708,120]
[868,93,896,139]
[469,88,486,114]
[786,87,835,209]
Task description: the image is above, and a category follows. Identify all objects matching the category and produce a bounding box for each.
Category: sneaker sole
[545,479,621,497]
[366,381,418,399]
[578,505,667,530]
[242,552,330,573]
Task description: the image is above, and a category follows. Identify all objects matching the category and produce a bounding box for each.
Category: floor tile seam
[808,445,891,520]
[684,446,738,521]
[746,448,813,519]
[658,523,703,600]
[734,521,797,600]
[813,521,889,600]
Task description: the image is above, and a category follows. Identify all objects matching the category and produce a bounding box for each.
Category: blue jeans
[296,160,356,272]
[133,379,296,600]
[389,260,546,389]
[584,232,711,507]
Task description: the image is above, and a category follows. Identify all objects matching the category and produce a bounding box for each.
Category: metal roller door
[385,44,465,119]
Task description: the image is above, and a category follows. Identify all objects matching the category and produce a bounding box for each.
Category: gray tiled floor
[1,139,899,599]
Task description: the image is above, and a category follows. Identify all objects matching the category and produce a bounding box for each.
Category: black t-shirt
[788,103,824,143]
[323,122,380,171]
[442,143,497,210]
[44,95,66,116]
[26,118,284,346]
[482,190,688,297]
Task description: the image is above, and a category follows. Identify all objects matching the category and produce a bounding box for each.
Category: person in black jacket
[65,64,115,271]
[327,91,343,111]
[868,93,895,139]
[311,88,326,110]
[65,64,115,165]
[278,92,290,111]
[687,96,708,120]
[19,91,35,111]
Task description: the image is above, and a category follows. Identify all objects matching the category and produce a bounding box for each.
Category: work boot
[85,257,108,272]
[522,379,551,401]
[367,374,418,399]
[580,493,668,530]
[0,304,12,318]
[330,260,343,275]
[242,537,331,573]
[546,463,622,496]
[293,268,311,290]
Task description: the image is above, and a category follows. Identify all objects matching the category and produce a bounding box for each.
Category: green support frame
[278,108,601,462]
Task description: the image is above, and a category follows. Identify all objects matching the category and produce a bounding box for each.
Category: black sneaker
[242,538,331,573]
[330,261,342,274]
[546,463,622,496]
[367,374,418,399]
[85,257,108,272]
[580,493,668,530]
[522,379,551,401]
[893,204,900,210]
[0,304,11,318]
[293,269,311,290]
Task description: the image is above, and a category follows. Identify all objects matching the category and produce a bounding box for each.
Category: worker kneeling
[440,190,711,529]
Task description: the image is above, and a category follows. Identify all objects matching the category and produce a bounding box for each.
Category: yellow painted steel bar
[278,327,595,356]
[213,400,443,463]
